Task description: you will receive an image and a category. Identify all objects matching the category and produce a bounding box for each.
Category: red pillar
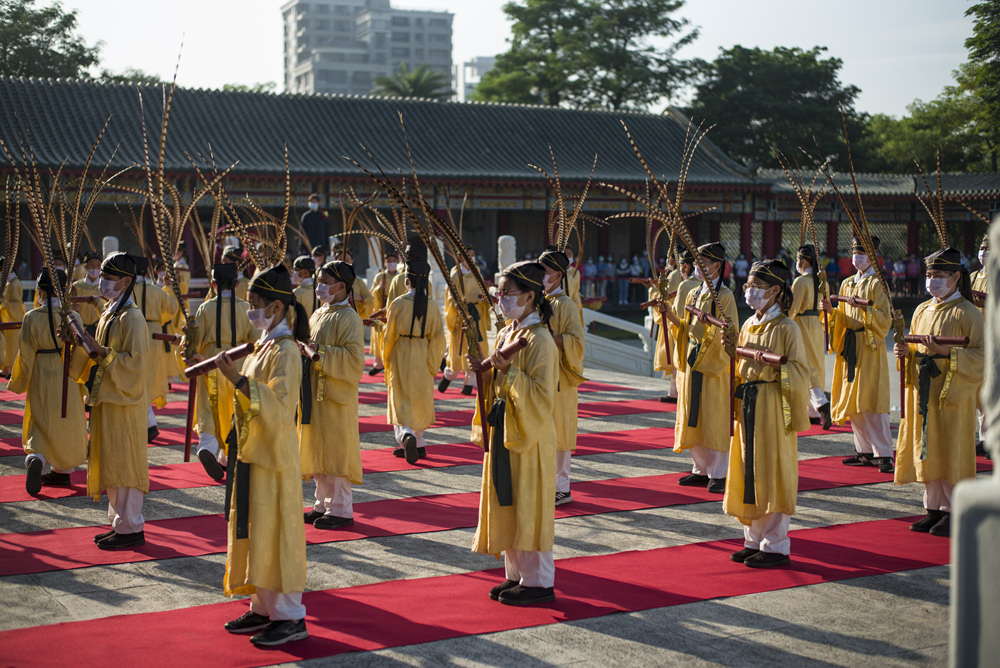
[497,211,510,237]
[827,219,839,258]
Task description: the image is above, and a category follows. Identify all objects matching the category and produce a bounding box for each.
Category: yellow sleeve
[236,340,301,471]
[353,278,374,319]
[941,304,985,408]
[782,319,813,433]
[790,276,809,316]
[94,309,149,406]
[317,311,365,404]
[692,289,738,377]
[7,316,35,394]
[160,286,179,324]
[425,300,447,377]
[554,297,586,386]
[503,330,558,454]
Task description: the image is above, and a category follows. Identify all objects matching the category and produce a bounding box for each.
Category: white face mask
[543,272,560,293]
[315,283,335,304]
[157,272,166,283]
[299,276,314,286]
[979,250,988,266]
[852,254,869,272]
[86,268,100,280]
[99,278,121,301]
[308,201,319,211]
[386,261,398,272]
[926,276,953,299]
[247,307,274,331]
[498,294,527,321]
[744,286,770,311]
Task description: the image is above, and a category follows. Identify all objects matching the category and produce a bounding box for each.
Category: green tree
[222,81,278,94]
[371,63,452,101]
[963,2,1000,171]
[99,67,164,85]
[689,46,866,170]
[0,0,100,78]
[472,0,698,111]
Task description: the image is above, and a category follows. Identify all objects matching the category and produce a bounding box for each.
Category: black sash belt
[916,353,946,461]
[801,309,819,316]
[734,380,775,505]
[841,327,863,382]
[299,357,313,425]
[466,302,483,343]
[487,399,513,506]
[37,348,61,354]
[85,323,97,338]
[160,323,171,352]
[686,343,703,428]
[224,420,251,540]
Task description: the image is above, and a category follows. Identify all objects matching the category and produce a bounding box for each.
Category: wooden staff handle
[736,346,787,367]
[639,299,658,310]
[363,316,387,326]
[69,296,95,303]
[829,294,872,307]
[298,340,320,361]
[0,321,22,331]
[471,338,529,373]
[684,304,727,328]
[152,332,182,344]
[903,334,969,347]
[629,277,653,285]
[68,318,100,359]
[369,308,386,320]
[972,290,986,306]
[181,292,203,299]
[184,342,255,378]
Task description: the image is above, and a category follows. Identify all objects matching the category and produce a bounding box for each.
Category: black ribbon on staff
[466,302,483,343]
[160,323,171,353]
[487,399,513,506]
[224,420,251,540]
[686,343,703,428]
[841,327,863,382]
[916,353,945,461]
[734,380,775,505]
[299,357,313,425]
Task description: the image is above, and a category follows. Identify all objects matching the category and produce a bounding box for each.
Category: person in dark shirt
[301,194,328,252]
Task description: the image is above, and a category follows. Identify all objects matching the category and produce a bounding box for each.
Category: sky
[57,0,974,118]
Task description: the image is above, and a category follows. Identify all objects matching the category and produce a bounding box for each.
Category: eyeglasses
[742,282,769,291]
[496,290,525,297]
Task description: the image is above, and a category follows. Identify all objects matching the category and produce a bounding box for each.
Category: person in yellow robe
[725,259,810,568]
[300,261,365,529]
[68,251,106,337]
[134,258,179,442]
[821,236,894,474]
[564,246,583,323]
[71,255,86,282]
[471,260,558,606]
[970,236,988,455]
[223,245,250,301]
[660,242,739,495]
[440,246,491,395]
[332,246,375,319]
[1,268,26,377]
[539,249,586,506]
[292,255,318,318]
[646,256,682,403]
[384,258,446,464]
[367,245,400,376]
[11,269,87,493]
[310,245,328,271]
[72,253,149,551]
[185,264,258,481]
[791,244,831,430]
[893,247,984,538]
[215,263,309,647]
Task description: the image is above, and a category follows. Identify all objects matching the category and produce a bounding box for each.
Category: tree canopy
[0,0,99,78]
[372,63,452,101]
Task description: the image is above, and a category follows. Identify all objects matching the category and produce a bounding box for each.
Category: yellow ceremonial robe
[649,270,682,373]
[548,292,586,452]
[567,265,583,321]
[166,264,191,378]
[444,266,491,372]
[235,276,249,302]
[351,276,375,320]
[673,284,739,453]
[136,280,179,409]
[299,304,365,482]
[2,276,26,368]
[671,277,700,363]
[9,305,87,470]
[294,283,319,319]
[369,269,396,361]
[191,295,257,443]
[68,279,106,329]
[471,322,558,556]
[724,313,811,523]
[74,302,150,499]
[829,272,891,421]
[894,297,984,486]
[71,262,86,282]
[790,274,826,390]
[224,334,307,596]
[383,294,446,431]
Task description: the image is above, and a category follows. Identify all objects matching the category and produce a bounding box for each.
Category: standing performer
[222,245,250,301]
[75,252,150,551]
[300,260,365,529]
[383,258,445,464]
[440,245,490,395]
[564,246,583,318]
[134,257,179,443]
[68,251,105,337]
[187,264,257,481]
[472,261,558,606]
[821,236,895,474]
[216,264,309,647]
[332,246,375,319]
[11,269,87,494]
[292,255,318,318]
[971,235,988,455]
[647,255,681,403]
[539,248,586,505]
[792,244,832,429]
[1,266,25,377]
[368,245,400,376]
[663,242,739,494]
[893,248,984,537]
[725,260,810,568]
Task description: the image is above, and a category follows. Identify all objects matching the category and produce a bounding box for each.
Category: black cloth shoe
[707,478,726,494]
[842,453,875,467]
[929,512,951,537]
[393,447,405,458]
[678,473,710,487]
[659,395,677,404]
[368,367,383,376]
[439,357,447,372]
[876,457,895,474]
[225,610,270,634]
[489,579,520,601]
[744,552,790,568]
[498,585,556,606]
[303,509,324,524]
[97,530,145,550]
[93,529,115,544]
[147,426,159,444]
[402,433,419,465]
[976,441,987,457]
[417,447,427,459]
[437,378,451,393]
[313,515,354,529]
[198,448,225,482]
[461,385,474,396]
[910,510,945,533]
[250,619,308,647]
[730,547,760,563]
[818,403,832,430]
[25,458,43,496]
[809,416,821,425]
[40,471,73,486]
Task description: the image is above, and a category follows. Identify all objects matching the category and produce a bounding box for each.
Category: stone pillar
[429,236,446,304]
[102,236,118,258]
[497,234,516,282]
[366,238,380,288]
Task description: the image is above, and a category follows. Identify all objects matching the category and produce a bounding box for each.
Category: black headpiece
[321,260,356,287]
[293,255,316,272]
[750,259,792,287]
[249,264,296,305]
[852,236,880,253]
[925,247,963,271]
[697,242,725,265]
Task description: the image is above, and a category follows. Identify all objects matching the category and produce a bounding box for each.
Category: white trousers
[197,433,227,466]
[147,405,157,428]
[313,474,353,518]
[979,408,988,443]
[743,512,791,555]
[443,367,475,384]
[24,453,73,475]
[850,411,893,458]
[393,425,426,450]
[107,487,145,533]
[249,589,306,622]
[690,445,728,479]
[807,387,829,418]
[505,549,555,588]
[924,479,955,513]
[555,450,572,493]
[667,372,678,398]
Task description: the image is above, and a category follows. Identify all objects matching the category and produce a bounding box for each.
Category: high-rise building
[452,56,496,102]
[282,0,453,96]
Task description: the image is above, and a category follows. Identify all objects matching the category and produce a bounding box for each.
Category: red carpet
[3,454,985,577]
[0,516,950,667]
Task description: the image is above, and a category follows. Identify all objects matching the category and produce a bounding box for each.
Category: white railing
[581,307,656,377]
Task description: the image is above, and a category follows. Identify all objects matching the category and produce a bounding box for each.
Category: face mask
[157,272,166,283]
[694,266,705,282]
[745,286,770,311]
[498,294,527,321]
[308,201,319,211]
[979,250,988,266]
[386,261,398,272]
[926,277,953,299]
[315,283,335,303]
[99,278,121,301]
[86,268,100,280]
[543,272,560,293]
[852,254,869,272]
[299,277,314,286]
[247,307,274,331]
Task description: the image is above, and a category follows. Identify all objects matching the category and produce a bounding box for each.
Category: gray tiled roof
[762,168,1000,198]
[0,77,754,186]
